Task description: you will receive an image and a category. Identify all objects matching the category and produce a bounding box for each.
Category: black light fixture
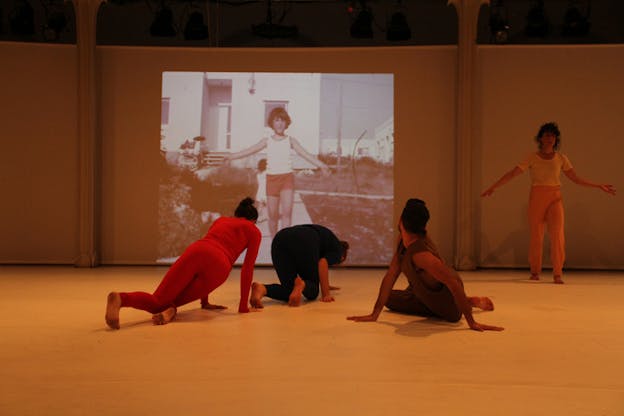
[562,0,591,37]
[488,0,510,44]
[525,0,550,38]
[350,0,373,39]
[252,0,298,38]
[9,0,35,36]
[184,11,208,40]
[386,1,411,41]
[150,4,176,37]
[43,1,68,41]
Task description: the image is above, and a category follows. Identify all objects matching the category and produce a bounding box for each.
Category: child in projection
[255,158,268,222]
[224,107,330,237]
[481,122,616,283]
[347,199,503,332]
[105,198,261,329]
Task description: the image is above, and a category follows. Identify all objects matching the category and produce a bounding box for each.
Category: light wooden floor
[1,266,623,416]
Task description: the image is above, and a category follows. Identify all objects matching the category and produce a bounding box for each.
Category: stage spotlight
[350,2,373,39]
[525,0,549,38]
[562,1,590,37]
[43,5,68,41]
[387,11,411,41]
[184,11,208,40]
[252,0,298,38]
[150,5,176,37]
[9,0,35,36]
[488,0,510,44]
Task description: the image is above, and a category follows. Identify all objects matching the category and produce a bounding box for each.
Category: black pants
[265,227,320,302]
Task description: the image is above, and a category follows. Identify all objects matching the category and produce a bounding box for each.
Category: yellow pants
[528,186,565,276]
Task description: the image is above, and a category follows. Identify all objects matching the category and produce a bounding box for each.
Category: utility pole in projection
[336,83,343,169]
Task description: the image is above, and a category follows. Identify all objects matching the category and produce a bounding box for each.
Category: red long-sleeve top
[202,216,261,312]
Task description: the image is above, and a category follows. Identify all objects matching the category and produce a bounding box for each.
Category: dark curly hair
[400,198,429,236]
[535,122,561,151]
[234,197,258,221]
[267,107,292,129]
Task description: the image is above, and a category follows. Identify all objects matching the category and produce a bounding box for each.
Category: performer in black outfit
[250,224,349,307]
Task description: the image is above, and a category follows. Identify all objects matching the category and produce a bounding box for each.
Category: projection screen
[159,72,393,266]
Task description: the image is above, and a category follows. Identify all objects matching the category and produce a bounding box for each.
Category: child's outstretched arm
[225,138,268,161]
[290,137,330,175]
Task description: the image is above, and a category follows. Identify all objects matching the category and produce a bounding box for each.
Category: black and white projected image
[158,72,394,265]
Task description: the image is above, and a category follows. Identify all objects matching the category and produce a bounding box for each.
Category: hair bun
[405,198,426,208]
[401,198,430,235]
[234,197,259,221]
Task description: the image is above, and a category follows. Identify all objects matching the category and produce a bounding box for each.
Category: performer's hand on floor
[201,302,228,310]
[347,314,377,322]
[468,321,504,332]
[320,295,335,302]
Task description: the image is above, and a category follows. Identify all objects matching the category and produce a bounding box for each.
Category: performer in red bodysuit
[105,197,261,329]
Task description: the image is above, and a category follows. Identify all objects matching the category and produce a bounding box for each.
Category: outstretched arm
[290,137,330,176]
[481,166,523,197]
[225,138,268,161]
[238,227,262,313]
[347,247,402,322]
[563,169,616,195]
[413,252,504,332]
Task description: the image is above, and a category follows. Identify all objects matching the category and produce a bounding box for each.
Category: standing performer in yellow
[481,122,616,283]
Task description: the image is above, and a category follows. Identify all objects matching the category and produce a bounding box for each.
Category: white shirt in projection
[266,135,293,175]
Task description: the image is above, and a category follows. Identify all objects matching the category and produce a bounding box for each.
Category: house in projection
[160,72,394,170]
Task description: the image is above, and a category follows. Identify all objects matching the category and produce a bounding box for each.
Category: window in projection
[158,72,394,266]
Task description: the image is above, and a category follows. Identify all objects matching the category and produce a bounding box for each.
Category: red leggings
[120,240,232,314]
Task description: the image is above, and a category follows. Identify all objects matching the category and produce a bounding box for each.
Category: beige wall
[1,42,622,268]
[97,46,457,264]
[477,45,624,269]
[0,42,79,263]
